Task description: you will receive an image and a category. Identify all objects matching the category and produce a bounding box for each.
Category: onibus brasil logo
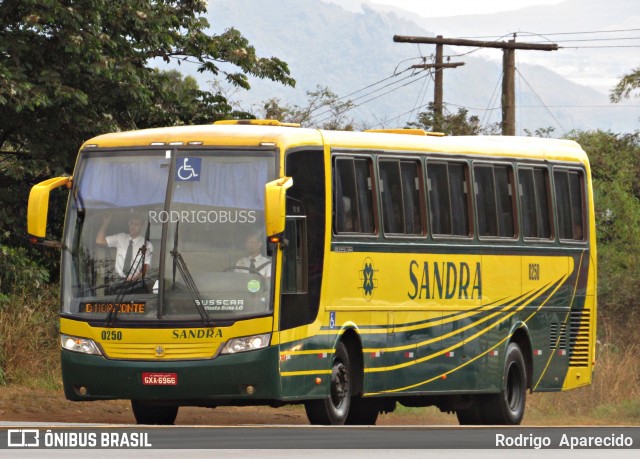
[359,257,378,301]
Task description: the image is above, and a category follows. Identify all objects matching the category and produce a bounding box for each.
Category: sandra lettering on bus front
[141,372,178,386]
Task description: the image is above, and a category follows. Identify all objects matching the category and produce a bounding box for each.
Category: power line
[322,66,415,107]
[444,102,640,111]
[308,68,429,125]
[560,45,640,49]
[458,28,640,40]
[531,28,640,36]
[407,69,433,125]
[311,70,430,126]
[540,36,640,43]
[516,68,567,135]
[304,65,422,122]
[480,71,503,130]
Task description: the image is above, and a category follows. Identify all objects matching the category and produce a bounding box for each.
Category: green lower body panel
[61,346,281,402]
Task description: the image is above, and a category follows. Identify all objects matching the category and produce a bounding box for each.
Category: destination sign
[80,302,146,313]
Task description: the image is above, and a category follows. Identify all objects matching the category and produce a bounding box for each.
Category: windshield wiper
[105,220,151,325]
[170,221,212,325]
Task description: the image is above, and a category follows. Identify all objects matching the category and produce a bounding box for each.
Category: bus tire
[456,398,484,425]
[346,396,379,425]
[131,400,179,425]
[488,342,527,424]
[304,341,351,425]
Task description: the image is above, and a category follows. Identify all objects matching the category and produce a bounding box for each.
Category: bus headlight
[61,334,102,355]
[221,333,270,354]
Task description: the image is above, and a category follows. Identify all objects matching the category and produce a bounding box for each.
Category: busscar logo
[8,429,39,447]
[359,257,378,301]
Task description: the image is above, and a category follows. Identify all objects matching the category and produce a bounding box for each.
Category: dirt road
[0,386,456,425]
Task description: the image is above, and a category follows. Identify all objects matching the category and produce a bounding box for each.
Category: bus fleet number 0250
[101,330,123,341]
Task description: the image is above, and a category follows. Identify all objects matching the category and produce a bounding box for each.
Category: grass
[526,338,640,424]
[1,286,639,424]
[0,285,61,388]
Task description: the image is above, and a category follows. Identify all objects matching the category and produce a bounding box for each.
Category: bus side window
[334,158,357,233]
[379,158,424,236]
[474,163,515,238]
[379,160,403,234]
[428,161,470,237]
[519,167,552,240]
[354,158,375,233]
[400,160,424,235]
[448,162,470,236]
[334,156,376,235]
[554,169,585,241]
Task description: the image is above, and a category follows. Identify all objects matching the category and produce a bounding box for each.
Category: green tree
[524,127,556,138]
[406,103,500,135]
[0,0,294,169]
[610,67,640,103]
[261,85,355,130]
[0,0,294,280]
[568,130,640,328]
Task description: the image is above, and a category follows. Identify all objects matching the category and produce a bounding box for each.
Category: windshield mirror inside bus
[61,149,276,322]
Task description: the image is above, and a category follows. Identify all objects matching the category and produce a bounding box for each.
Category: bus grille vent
[569,309,590,367]
[549,322,567,349]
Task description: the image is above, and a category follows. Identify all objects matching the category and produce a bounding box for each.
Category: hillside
[375,0,640,94]
[189,0,640,133]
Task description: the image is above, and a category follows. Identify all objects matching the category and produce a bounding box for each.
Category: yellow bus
[28,120,596,425]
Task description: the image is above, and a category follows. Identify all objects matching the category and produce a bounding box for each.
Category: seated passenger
[235,232,271,277]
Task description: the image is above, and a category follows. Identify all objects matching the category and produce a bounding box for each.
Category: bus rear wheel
[489,342,527,424]
[131,400,179,425]
[304,342,351,425]
[456,342,527,425]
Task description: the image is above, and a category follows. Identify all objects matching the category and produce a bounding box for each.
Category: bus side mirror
[264,176,293,237]
[27,176,72,244]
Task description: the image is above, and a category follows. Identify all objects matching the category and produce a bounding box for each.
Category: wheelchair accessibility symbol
[176,157,202,181]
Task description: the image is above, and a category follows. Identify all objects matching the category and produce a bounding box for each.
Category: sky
[367,0,566,17]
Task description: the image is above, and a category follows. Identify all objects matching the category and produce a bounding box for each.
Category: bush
[0,244,50,302]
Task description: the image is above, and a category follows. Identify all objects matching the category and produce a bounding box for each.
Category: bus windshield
[61,148,276,323]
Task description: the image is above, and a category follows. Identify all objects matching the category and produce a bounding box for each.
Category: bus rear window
[518,167,552,240]
[554,168,586,241]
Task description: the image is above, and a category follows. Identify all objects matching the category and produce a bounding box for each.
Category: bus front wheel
[304,341,352,425]
[131,400,179,425]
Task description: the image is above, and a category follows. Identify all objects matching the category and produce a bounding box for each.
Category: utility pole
[411,36,465,131]
[394,35,558,135]
[502,41,516,137]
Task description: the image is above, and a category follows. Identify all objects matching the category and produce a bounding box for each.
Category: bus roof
[82,124,588,164]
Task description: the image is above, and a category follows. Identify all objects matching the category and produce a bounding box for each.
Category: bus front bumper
[61,346,282,402]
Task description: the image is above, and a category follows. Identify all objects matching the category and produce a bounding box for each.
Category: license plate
[141,372,178,386]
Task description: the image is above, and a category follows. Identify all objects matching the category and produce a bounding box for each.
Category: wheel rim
[506,361,524,412]
[330,360,349,416]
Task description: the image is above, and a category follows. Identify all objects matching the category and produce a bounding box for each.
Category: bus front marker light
[78,386,88,396]
[246,385,256,395]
